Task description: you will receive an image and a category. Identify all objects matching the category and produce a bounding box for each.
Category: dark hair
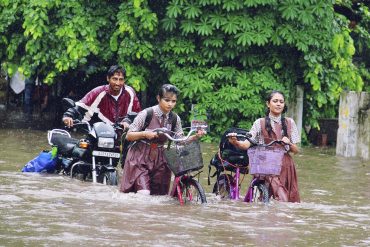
[107,65,126,78]
[157,84,180,98]
[265,90,288,138]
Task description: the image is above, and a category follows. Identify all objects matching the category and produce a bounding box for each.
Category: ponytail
[265,108,273,137]
[281,116,288,137]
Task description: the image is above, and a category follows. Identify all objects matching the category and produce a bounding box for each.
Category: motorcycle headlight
[98,137,114,148]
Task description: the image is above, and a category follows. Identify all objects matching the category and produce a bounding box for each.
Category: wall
[286,85,304,138]
[336,91,369,161]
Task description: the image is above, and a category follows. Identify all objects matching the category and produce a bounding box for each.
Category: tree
[0,0,155,91]
[0,0,368,139]
[154,0,366,133]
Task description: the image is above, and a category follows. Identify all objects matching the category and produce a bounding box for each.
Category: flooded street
[0,128,369,246]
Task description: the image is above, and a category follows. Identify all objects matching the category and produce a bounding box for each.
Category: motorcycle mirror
[62,98,76,111]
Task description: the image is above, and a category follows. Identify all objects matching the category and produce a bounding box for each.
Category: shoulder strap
[284,117,292,139]
[142,108,177,131]
[169,111,178,132]
[143,107,153,130]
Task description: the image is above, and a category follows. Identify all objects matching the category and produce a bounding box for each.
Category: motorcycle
[47,98,131,185]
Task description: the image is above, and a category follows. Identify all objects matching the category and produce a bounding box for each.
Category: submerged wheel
[180,178,207,204]
[103,171,118,186]
[257,183,269,203]
[70,162,89,181]
[250,180,270,203]
[213,174,233,199]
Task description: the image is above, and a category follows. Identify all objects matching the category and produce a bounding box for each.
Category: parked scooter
[47,98,131,185]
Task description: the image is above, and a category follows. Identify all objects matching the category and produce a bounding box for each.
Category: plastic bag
[22,147,57,173]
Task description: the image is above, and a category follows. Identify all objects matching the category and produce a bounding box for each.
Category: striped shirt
[249,114,300,145]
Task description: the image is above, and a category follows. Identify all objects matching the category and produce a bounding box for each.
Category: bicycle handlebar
[261,140,286,147]
[226,133,251,138]
[226,133,288,147]
[152,125,207,142]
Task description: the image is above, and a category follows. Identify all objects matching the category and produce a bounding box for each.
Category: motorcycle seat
[51,134,79,155]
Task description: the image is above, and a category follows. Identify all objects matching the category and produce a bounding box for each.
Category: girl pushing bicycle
[120,84,206,196]
[228,90,301,203]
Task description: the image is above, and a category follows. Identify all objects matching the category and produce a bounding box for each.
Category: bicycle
[244,139,287,203]
[209,131,250,201]
[153,123,208,206]
[210,130,286,203]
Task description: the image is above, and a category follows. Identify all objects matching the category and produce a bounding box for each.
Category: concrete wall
[358,96,370,160]
[336,91,369,161]
[286,85,304,138]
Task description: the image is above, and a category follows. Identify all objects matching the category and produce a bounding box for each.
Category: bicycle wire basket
[247,146,285,175]
[164,140,203,176]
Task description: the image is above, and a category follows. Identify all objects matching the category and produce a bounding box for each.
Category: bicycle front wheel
[249,179,270,203]
[257,183,269,203]
[180,177,207,204]
[213,174,233,199]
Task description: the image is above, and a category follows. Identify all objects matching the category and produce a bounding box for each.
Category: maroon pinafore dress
[260,118,300,203]
[120,114,172,195]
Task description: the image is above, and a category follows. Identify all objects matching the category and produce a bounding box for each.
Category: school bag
[120,108,177,167]
[208,127,251,184]
[219,127,250,164]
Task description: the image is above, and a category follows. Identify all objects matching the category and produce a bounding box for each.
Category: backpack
[208,127,250,185]
[219,127,250,163]
[120,108,178,167]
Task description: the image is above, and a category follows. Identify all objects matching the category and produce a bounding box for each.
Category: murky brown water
[0,128,369,246]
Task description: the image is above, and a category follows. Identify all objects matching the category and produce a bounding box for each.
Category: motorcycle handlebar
[68,120,124,132]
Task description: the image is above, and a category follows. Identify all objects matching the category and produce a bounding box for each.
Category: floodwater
[0,128,369,247]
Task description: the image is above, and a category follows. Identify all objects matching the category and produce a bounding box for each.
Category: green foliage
[350,2,370,92]
[156,0,365,136]
[0,0,368,141]
[0,0,156,88]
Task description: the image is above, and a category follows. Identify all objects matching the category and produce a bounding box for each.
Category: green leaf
[222,0,243,12]
[279,3,299,20]
[205,65,223,80]
[196,18,213,36]
[221,16,239,35]
[162,17,177,31]
[180,20,196,34]
[166,3,182,18]
[183,4,202,19]
[209,13,226,29]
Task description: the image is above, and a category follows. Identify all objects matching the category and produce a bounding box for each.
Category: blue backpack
[22,149,57,173]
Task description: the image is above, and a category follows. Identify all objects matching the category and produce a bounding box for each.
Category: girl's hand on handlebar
[188,128,206,142]
[227,133,238,145]
[227,132,251,150]
[281,136,299,154]
[281,136,292,145]
[195,129,207,138]
[144,131,158,140]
